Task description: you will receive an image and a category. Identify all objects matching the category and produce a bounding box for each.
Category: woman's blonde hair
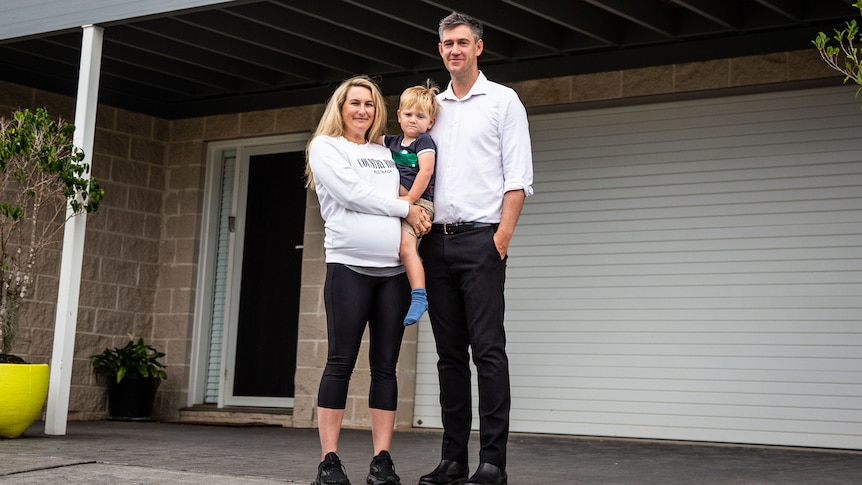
[305,75,388,190]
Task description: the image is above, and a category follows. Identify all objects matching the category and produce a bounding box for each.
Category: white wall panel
[414,86,862,449]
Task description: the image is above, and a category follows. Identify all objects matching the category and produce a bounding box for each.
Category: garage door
[414,86,862,449]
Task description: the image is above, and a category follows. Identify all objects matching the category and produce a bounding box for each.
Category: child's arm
[404,150,434,204]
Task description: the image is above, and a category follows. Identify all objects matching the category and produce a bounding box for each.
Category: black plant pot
[107,377,161,421]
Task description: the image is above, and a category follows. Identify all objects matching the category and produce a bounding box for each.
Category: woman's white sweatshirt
[308,135,409,267]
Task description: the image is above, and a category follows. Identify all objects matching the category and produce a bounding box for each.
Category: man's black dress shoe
[466,463,507,485]
[418,460,469,485]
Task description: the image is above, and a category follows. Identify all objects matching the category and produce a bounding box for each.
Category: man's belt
[430,222,498,235]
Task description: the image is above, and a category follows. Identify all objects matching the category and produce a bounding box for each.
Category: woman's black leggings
[317,263,409,411]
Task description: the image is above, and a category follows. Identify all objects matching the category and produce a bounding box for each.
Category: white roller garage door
[414,85,862,449]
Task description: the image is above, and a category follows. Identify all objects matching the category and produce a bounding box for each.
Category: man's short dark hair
[438,11,483,41]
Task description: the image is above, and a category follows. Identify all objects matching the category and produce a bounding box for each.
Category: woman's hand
[406,204,431,237]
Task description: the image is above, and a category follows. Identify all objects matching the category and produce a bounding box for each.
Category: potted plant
[0,107,103,438]
[91,337,167,420]
[812,1,862,96]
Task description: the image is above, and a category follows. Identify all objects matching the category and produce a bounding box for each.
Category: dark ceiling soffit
[0,0,855,119]
[0,22,840,120]
[150,24,830,119]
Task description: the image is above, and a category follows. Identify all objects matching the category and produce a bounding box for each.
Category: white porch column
[45,24,103,436]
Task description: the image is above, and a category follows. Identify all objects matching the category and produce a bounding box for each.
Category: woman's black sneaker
[313,452,351,485]
[367,450,401,485]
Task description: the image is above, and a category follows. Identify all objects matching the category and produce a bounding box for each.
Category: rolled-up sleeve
[500,92,534,197]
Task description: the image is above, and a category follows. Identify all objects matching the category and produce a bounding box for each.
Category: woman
[306,75,430,485]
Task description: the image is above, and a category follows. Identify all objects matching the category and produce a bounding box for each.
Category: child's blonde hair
[399,79,440,118]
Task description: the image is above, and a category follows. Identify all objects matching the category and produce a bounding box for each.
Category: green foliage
[0,107,105,354]
[91,337,168,383]
[812,1,862,98]
[0,108,103,215]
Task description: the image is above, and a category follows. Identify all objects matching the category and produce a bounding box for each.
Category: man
[418,11,533,485]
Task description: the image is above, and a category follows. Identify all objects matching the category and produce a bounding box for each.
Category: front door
[222,146,306,407]
[227,150,306,404]
[191,136,308,409]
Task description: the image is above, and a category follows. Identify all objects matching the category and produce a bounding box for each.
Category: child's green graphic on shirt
[392,149,419,168]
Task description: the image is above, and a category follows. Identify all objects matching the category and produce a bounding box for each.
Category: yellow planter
[0,363,49,438]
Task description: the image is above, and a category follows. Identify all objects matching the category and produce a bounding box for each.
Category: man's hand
[493,231,512,260]
[495,189,527,259]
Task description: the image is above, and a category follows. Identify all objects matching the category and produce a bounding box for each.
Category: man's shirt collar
[440,71,489,101]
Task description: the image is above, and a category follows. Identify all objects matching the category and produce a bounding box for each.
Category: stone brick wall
[508,51,837,109]
[0,82,170,420]
[0,47,843,427]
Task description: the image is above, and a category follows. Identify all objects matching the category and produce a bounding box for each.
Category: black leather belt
[431,222,498,235]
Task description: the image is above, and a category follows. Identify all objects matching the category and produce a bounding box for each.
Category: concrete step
[176,405,293,427]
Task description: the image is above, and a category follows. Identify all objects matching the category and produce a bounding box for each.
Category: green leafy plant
[0,108,104,359]
[813,1,862,97]
[91,337,168,383]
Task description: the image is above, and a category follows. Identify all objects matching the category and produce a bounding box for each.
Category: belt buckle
[443,223,454,235]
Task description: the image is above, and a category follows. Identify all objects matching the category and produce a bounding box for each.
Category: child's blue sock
[404,288,428,326]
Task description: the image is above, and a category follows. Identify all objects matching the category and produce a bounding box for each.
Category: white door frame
[189,133,308,408]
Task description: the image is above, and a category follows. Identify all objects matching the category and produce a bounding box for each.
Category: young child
[383,80,440,325]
